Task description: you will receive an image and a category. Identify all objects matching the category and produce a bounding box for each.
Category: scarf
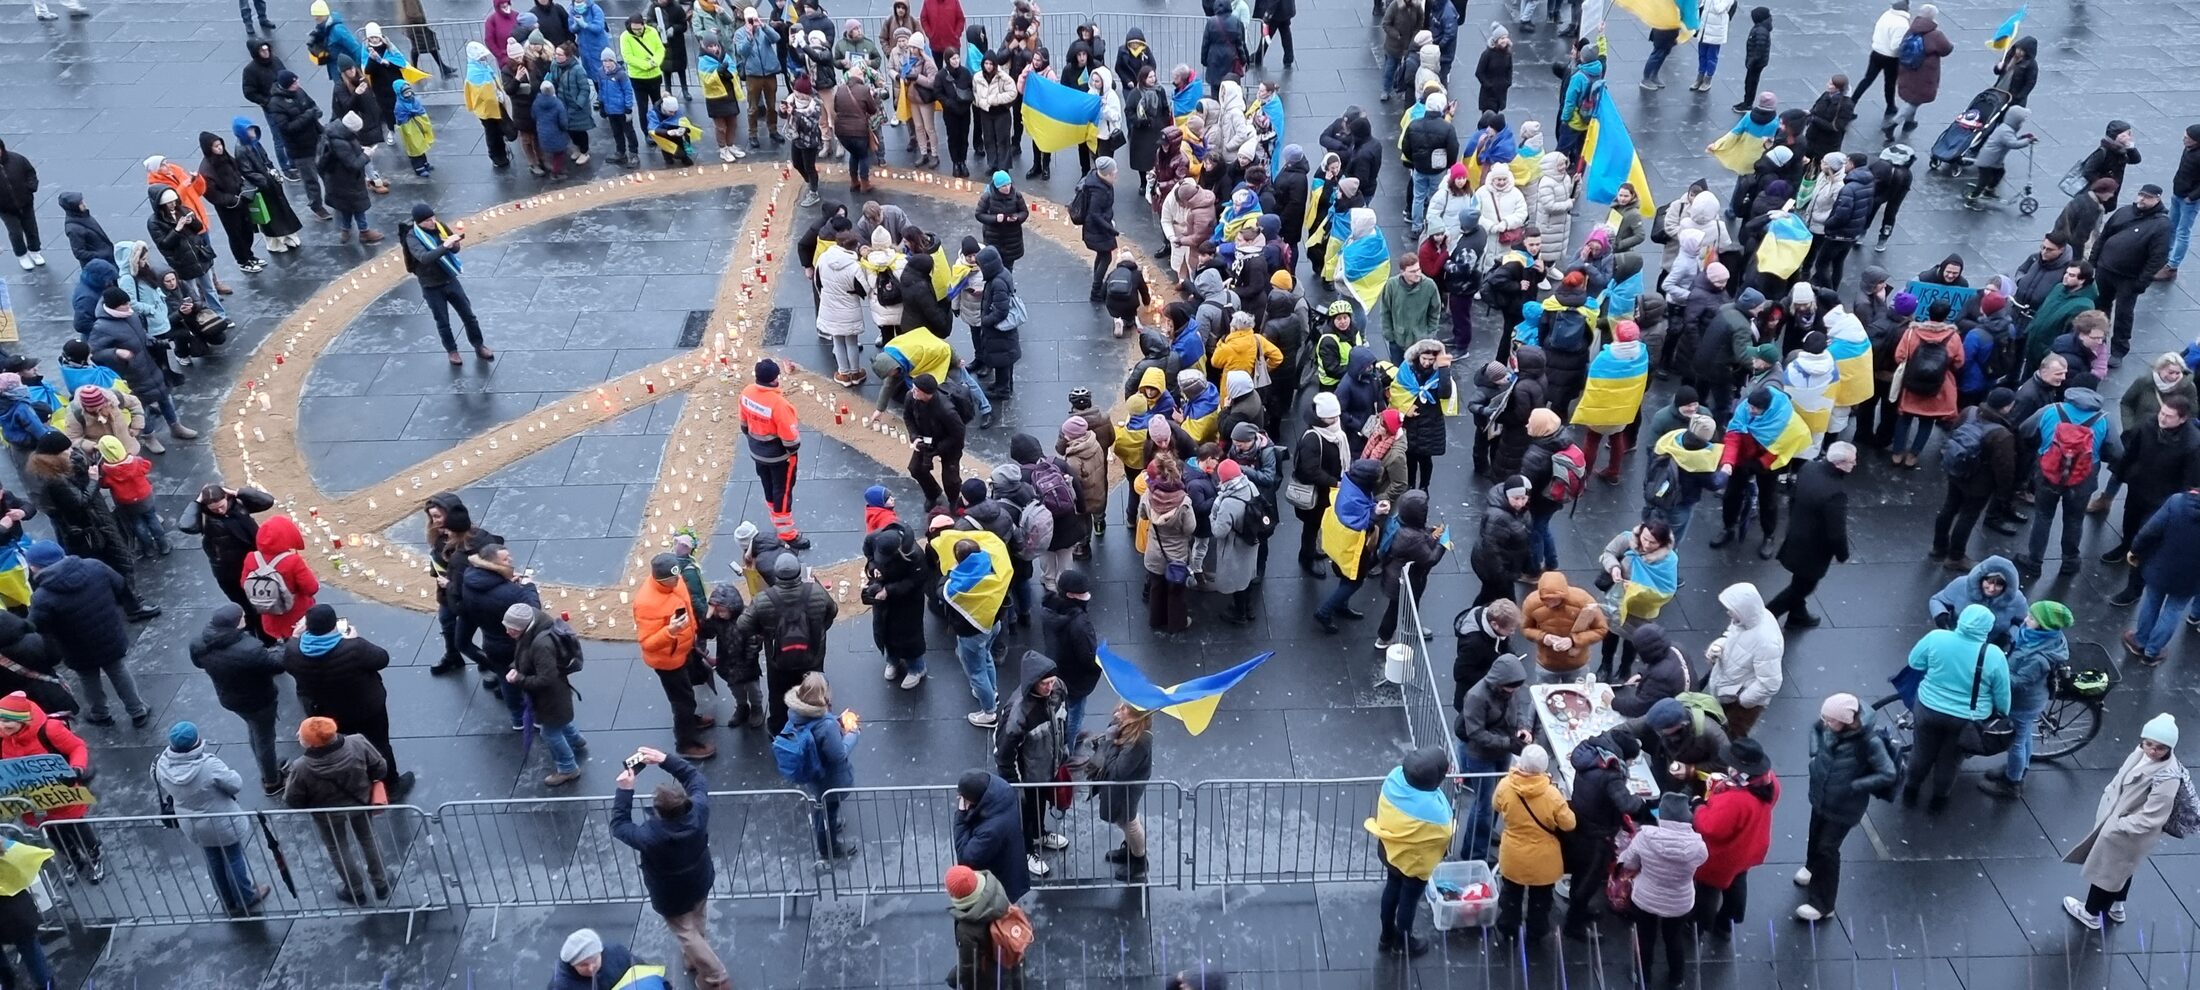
[1394,361,1441,403]
[410,220,461,276]
[1310,419,1350,469]
[299,630,343,656]
[1145,481,1186,516]
[1360,427,1396,462]
[2156,370,2184,394]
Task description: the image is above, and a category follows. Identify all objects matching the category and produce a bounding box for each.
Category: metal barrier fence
[431,788,819,912]
[41,805,447,936]
[1393,562,1457,770]
[818,781,1181,913]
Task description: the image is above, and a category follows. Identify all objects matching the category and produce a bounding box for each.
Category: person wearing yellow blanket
[1364,747,1454,957]
[1315,458,1389,634]
[930,521,1012,727]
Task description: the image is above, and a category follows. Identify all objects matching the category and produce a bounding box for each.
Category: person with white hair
[550,929,662,988]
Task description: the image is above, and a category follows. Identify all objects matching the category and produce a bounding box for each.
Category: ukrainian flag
[0,540,30,612]
[919,245,954,301]
[1619,543,1678,619]
[1726,387,1814,469]
[1987,6,2024,49]
[884,327,954,382]
[611,966,671,990]
[1171,79,1202,124]
[1097,644,1272,735]
[1213,191,1264,244]
[1301,176,1328,247]
[931,529,1012,630]
[1614,0,1698,40]
[1707,111,1781,175]
[1020,74,1102,153]
[1825,313,1876,408]
[1754,214,1813,279]
[1319,469,1379,579]
[1181,384,1221,443]
[1113,396,1154,471]
[1363,765,1454,879]
[1571,342,1651,431]
[1338,210,1391,312]
[1581,99,1656,216]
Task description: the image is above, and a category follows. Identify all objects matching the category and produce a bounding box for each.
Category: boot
[1114,853,1148,881]
[170,423,200,440]
[1709,525,1740,548]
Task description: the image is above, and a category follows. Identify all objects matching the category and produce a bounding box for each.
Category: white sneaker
[729,144,748,160]
[2107,903,2127,924]
[966,710,997,728]
[1793,904,1829,922]
[899,671,924,690]
[1038,832,1069,850]
[718,147,736,163]
[1792,867,1812,886]
[2063,896,2103,930]
[572,151,589,165]
[1026,854,1051,876]
[883,664,896,681]
[27,252,44,266]
[285,234,302,247]
[15,257,29,270]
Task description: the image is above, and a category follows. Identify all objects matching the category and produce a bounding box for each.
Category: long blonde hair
[1112,704,1153,746]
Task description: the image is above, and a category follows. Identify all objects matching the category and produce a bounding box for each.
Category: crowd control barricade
[1186,774,1504,905]
[432,788,818,921]
[39,805,445,938]
[1391,562,1457,769]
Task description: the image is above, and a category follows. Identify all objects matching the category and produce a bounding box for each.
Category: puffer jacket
[1703,583,1783,708]
[1618,818,1708,918]
[1821,166,1875,241]
[1807,713,1896,826]
[189,611,284,713]
[1927,554,2027,638]
[27,555,130,671]
[282,732,387,810]
[814,244,866,336]
[461,552,542,673]
[1492,769,1574,885]
[154,743,252,847]
[1693,775,1779,889]
[0,697,92,824]
[1532,154,1574,265]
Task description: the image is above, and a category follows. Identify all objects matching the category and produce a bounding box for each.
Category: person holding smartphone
[636,554,712,760]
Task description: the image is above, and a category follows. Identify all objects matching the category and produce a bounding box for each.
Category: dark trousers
[766,665,805,734]
[2084,878,2132,914]
[1497,881,1555,940]
[1969,165,2008,198]
[438,597,485,667]
[792,144,819,189]
[1810,237,1854,289]
[1561,832,1617,933]
[0,208,39,256]
[1907,706,1970,800]
[1763,560,1828,620]
[1406,452,1435,491]
[1737,63,1765,108]
[1853,381,1897,447]
[1802,812,1852,912]
[46,821,102,872]
[656,665,704,747]
[910,446,963,510]
[1379,862,1428,940]
[212,201,258,264]
[236,701,282,787]
[481,116,511,167]
[1692,871,1748,933]
[1720,460,1780,536]
[291,148,327,212]
[236,0,267,26]
[1632,909,1692,987]
[1019,785,1051,850]
[1146,570,1188,631]
[979,108,1014,166]
[1376,570,1430,640]
[2025,476,2092,564]
[1473,571,1515,607]
[1296,503,1326,565]
[606,112,637,158]
[348,706,400,781]
[632,76,663,115]
[1852,52,1900,112]
[943,107,971,166]
[422,280,485,352]
[1089,248,1111,299]
[1932,480,1992,557]
[2095,270,2144,355]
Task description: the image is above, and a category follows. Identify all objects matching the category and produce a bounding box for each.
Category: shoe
[429,657,464,676]
[448,351,464,365]
[1315,614,1340,635]
[2187,610,2200,629]
[2109,588,2141,608]
[141,433,166,454]
[1731,102,1750,114]
[2158,266,2179,282]
[1105,845,1129,864]
[2064,896,2103,930]
[966,710,997,728]
[1926,794,1949,815]
[28,252,45,266]
[2108,903,2127,924]
[1757,536,1776,559]
[87,858,105,883]
[1942,555,1974,572]
[333,885,366,905]
[312,208,333,222]
[1794,904,1831,922]
[1709,526,1739,549]
[1873,236,1889,253]
[1793,867,1812,886]
[1640,79,1662,91]
[1026,853,1051,876]
[676,742,716,759]
[1113,854,1149,881]
[127,605,162,622]
[476,347,496,361]
[784,534,812,551]
[260,16,277,28]
[2058,559,2080,576]
[798,189,820,207]
[130,709,153,727]
[359,230,384,244]
[2087,493,2113,514]
[1339,607,1366,621]
[1986,517,2021,535]
[543,770,582,786]
[719,147,736,163]
[373,878,391,900]
[340,227,353,244]
[899,671,924,689]
[1379,934,1431,957]
[263,780,285,796]
[34,9,57,19]
[695,713,717,728]
[1785,611,1822,629]
[1977,775,2022,799]
[509,717,525,731]
[1038,832,1069,850]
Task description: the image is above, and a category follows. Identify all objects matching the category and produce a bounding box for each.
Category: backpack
[940,376,980,423]
[1227,492,1275,545]
[1869,718,1909,801]
[1027,458,1077,515]
[242,550,297,615]
[1442,242,1482,295]
[1544,443,1589,505]
[2165,767,2200,839]
[1896,31,1927,69]
[547,617,585,675]
[1016,500,1054,559]
[2037,410,2101,488]
[1542,305,1591,353]
[1675,691,1728,732]
[766,587,817,671]
[1901,335,1951,394]
[1642,453,1682,513]
[875,271,903,307]
[771,720,824,784]
[1104,265,1139,303]
[1939,420,1997,479]
[989,903,1036,967]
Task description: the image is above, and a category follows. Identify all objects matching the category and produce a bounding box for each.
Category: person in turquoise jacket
[1902,602,2010,812]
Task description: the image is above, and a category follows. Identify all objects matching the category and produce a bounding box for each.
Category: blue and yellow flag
[1825,313,1876,408]
[1726,387,1814,469]
[1613,0,1697,39]
[0,540,30,612]
[1020,74,1101,153]
[1213,190,1264,244]
[883,327,953,382]
[1571,342,1651,430]
[1581,99,1655,216]
[1619,545,1678,619]
[1171,79,1202,124]
[931,529,1012,629]
[1301,176,1328,247]
[1180,383,1221,444]
[612,965,671,990]
[1364,767,1454,879]
[1754,213,1813,279]
[1319,471,1379,579]
[1707,111,1780,175]
[1337,211,1391,313]
[1987,6,2024,49]
[1097,644,1272,735]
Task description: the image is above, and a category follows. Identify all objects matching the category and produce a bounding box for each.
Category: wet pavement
[3,0,2200,984]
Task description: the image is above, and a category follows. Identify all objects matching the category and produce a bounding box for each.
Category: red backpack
[1544,443,1589,505]
[2037,410,2100,488]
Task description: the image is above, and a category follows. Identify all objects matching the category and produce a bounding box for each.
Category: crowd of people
[4,0,2200,985]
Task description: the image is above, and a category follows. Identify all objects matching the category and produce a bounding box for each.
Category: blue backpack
[771,721,823,785]
[1897,32,1927,69]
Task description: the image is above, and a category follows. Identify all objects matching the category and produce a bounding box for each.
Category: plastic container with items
[1425,859,1498,930]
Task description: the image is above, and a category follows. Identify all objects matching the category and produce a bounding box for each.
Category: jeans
[1409,170,1442,230]
[1892,98,1926,131]
[421,280,485,353]
[2169,195,2198,268]
[1528,505,1559,570]
[1665,496,1699,547]
[2133,584,2193,657]
[540,719,586,774]
[956,626,1000,711]
[263,109,294,170]
[1642,41,1674,81]
[0,926,53,990]
[1697,42,1722,76]
[1452,750,1510,857]
[840,134,873,184]
[2026,476,2094,564]
[238,701,282,786]
[1063,690,1091,749]
[2004,704,2043,781]
[75,659,148,720]
[1891,412,1936,455]
[204,842,257,911]
[119,503,166,555]
[803,784,846,858]
[1315,573,1363,620]
[338,210,372,233]
[1383,53,1406,94]
[1801,812,1851,912]
[1853,52,1900,112]
[187,272,227,317]
[948,366,993,417]
[1379,862,1429,940]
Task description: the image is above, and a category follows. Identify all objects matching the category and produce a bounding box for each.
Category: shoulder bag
[1955,642,2016,757]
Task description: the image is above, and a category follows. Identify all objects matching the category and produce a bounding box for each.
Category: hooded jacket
[282,624,391,724]
[783,684,857,791]
[992,651,1064,785]
[245,516,319,639]
[610,754,714,915]
[1610,625,1689,717]
[1377,490,1446,598]
[1618,817,1708,919]
[1703,584,1784,708]
[0,614,72,716]
[0,697,91,823]
[1567,728,1647,838]
[462,551,542,671]
[181,486,275,580]
[1693,773,1778,888]
[1453,653,1531,764]
[2134,491,2200,598]
[27,555,131,671]
[155,742,252,847]
[953,772,1031,901]
[1493,766,1574,884]
[60,193,114,269]
[2093,199,2173,280]
[974,185,1030,265]
[1928,554,2028,636]
[1520,572,1608,672]
[733,570,837,672]
[282,731,386,810]
[315,119,373,215]
[189,611,285,713]
[1908,603,2011,720]
[1894,13,1954,105]
[265,83,327,157]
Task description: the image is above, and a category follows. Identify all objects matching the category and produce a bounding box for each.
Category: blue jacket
[1560,57,1605,132]
[310,13,369,81]
[599,65,636,116]
[0,395,49,450]
[951,773,1030,902]
[2023,388,2119,462]
[571,0,611,65]
[784,707,858,791]
[2005,626,2065,714]
[1927,555,2026,638]
[2134,491,2200,597]
[1957,326,1996,395]
[549,943,638,990]
[71,259,118,338]
[535,90,573,152]
[1906,603,2010,720]
[27,555,132,671]
[610,756,714,916]
[733,23,782,76]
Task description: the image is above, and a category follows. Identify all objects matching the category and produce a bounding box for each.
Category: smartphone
[673,607,689,621]
[624,755,647,774]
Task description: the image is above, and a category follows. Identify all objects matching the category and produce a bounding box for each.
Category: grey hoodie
[1453,653,1531,764]
[155,743,252,847]
[1971,106,2035,170]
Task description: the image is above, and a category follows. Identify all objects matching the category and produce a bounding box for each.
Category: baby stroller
[1925,87,2015,178]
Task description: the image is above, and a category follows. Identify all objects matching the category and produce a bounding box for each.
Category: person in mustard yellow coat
[1491,744,1575,941]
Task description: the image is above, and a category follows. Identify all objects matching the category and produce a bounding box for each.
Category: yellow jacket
[1211,328,1283,381]
[1492,770,1575,885]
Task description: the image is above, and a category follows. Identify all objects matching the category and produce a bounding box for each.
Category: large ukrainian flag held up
[1614,0,1697,40]
[1581,98,1656,216]
[1098,644,1272,735]
[1987,6,2024,49]
[1021,74,1102,153]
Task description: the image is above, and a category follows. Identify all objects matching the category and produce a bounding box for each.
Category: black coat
[2176,143,2200,201]
[242,43,287,107]
[2091,201,2172,279]
[1449,606,1517,710]
[461,559,542,673]
[1492,347,1547,478]
[1070,172,1118,252]
[862,524,929,661]
[0,612,77,715]
[1269,159,1311,242]
[147,197,217,281]
[329,78,388,146]
[1470,483,1535,585]
[189,613,285,713]
[1568,733,1647,838]
[1807,716,1896,826]
[1343,117,1384,199]
[1822,167,1876,241]
[1950,406,2019,498]
[0,145,36,215]
[1041,593,1101,698]
[33,456,129,563]
[180,488,275,582]
[1777,459,1851,573]
[974,187,1029,265]
[952,773,1031,902]
[264,86,326,158]
[610,755,715,916]
[26,556,131,671]
[2113,421,2200,512]
[61,198,114,268]
[282,634,391,726]
[315,122,373,216]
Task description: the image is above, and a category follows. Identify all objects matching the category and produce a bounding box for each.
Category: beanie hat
[944,865,981,899]
[0,694,35,724]
[1061,416,1090,438]
[96,434,129,465]
[910,373,940,394]
[771,553,803,583]
[1655,792,1693,822]
[864,484,890,508]
[1057,569,1091,596]
[793,75,814,95]
[992,170,1011,189]
[101,286,131,308]
[1400,747,1449,790]
[1527,407,1562,437]
[1230,421,1260,442]
[960,477,990,506]
[560,929,604,964]
[1892,292,1920,316]
[33,431,71,456]
[1516,743,1550,775]
[298,716,340,747]
[168,721,201,752]
[410,203,435,223]
[1614,320,1640,343]
[1270,270,1295,290]
[503,602,536,630]
[309,0,329,14]
[1312,392,1341,419]
[2029,600,2073,630]
[1819,692,1861,724]
[2141,183,2165,197]
[1985,386,2016,411]
[1705,262,1729,285]
[74,384,109,409]
[341,111,364,132]
[22,541,63,569]
[1502,475,1531,498]
[1217,458,1243,483]
[1736,287,1766,311]
[650,552,679,581]
[2142,714,2180,748]
[957,770,991,803]
[277,69,299,87]
[1645,697,1688,732]
[1981,290,2008,315]
[754,358,781,384]
[304,604,339,636]
[1755,91,1776,110]
[1381,408,1404,433]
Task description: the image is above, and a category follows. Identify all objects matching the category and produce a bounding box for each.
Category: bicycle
[1870,652,2113,763]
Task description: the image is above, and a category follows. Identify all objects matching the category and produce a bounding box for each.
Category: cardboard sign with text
[0,754,92,814]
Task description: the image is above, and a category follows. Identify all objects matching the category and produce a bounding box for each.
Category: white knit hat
[560,928,603,964]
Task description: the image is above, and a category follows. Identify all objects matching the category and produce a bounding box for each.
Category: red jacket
[98,455,154,506]
[0,695,94,824]
[918,0,963,58]
[242,515,319,639]
[1692,774,1779,889]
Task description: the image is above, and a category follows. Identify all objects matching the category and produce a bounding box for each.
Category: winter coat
[1907,604,2010,720]
[734,577,837,672]
[1893,320,1963,418]
[1610,637,1689,718]
[1950,406,2020,499]
[265,85,326,158]
[610,754,715,915]
[0,613,74,716]
[460,553,542,672]
[315,121,373,216]
[948,871,1023,990]
[2064,746,2186,891]
[1532,157,1575,263]
[1693,775,1778,888]
[59,387,144,458]
[0,698,91,824]
[1927,555,2029,639]
[61,196,115,269]
[1070,172,1119,252]
[2092,201,2172,280]
[1205,474,1264,595]
[974,187,1029,266]
[862,524,928,663]
[0,143,36,216]
[953,773,1031,901]
[1777,458,1850,573]
[1972,106,2035,170]
[1806,714,1896,827]
[2134,492,2200,598]
[1567,733,1646,840]
[282,632,391,728]
[87,299,168,400]
[182,487,274,581]
[1894,14,1954,105]
[27,555,131,671]
[510,608,577,726]
[1821,166,1875,241]
[1453,653,1531,764]
[282,732,386,810]
[1703,583,1783,708]
[783,694,858,792]
[814,245,866,336]
[154,744,251,847]
[1520,572,1608,672]
[189,612,285,714]
[1618,819,1708,918]
[534,88,572,152]
[1492,769,1574,885]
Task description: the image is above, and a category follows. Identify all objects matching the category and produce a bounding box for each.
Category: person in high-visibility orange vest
[739,358,810,549]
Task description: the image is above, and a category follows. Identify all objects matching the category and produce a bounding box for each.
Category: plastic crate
[1426,859,1498,930]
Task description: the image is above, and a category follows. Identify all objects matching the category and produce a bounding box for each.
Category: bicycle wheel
[2030,697,2103,762]
[1869,694,1915,751]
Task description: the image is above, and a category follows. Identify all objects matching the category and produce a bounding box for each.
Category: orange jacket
[739,383,802,463]
[1519,571,1608,672]
[633,576,696,671]
[148,162,213,228]
[0,694,94,824]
